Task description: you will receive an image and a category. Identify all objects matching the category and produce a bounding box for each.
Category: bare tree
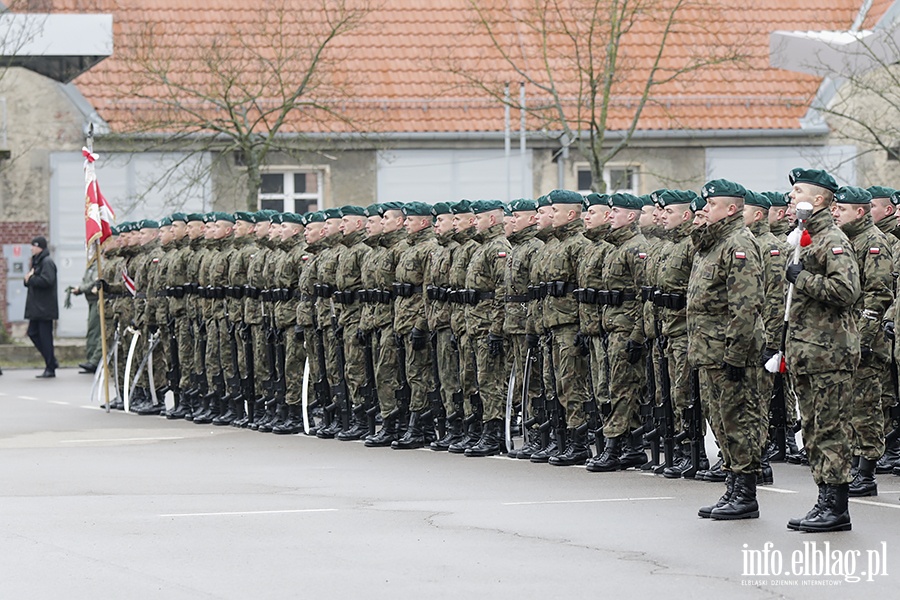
[108,0,371,209]
[450,0,750,192]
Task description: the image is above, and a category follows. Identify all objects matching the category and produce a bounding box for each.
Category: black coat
[24,250,58,321]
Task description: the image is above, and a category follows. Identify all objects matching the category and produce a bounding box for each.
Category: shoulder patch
[769,249,780,256]
[832,247,844,255]
[152,258,160,263]
[638,252,647,259]
[870,247,880,255]
[734,251,746,259]
[302,255,309,261]
[497,251,507,258]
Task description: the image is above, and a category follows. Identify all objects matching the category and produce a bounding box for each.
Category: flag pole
[95,242,111,413]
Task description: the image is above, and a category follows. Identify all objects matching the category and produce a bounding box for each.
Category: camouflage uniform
[427,228,462,431]
[449,227,480,418]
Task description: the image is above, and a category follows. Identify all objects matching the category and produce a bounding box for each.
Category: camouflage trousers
[373,326,402,418]
[509,333,543,419]
[404,333,434,413]
[666,334,691,436]
[453,328,479,417]
[700,365,762,474]
[284,326,308,406]
[789,370,854,485]
[138,323,167,394]
[603,331,644,438]
[204,318,222,389]
[252,322,274,392]
[473,331,508,422]
[435,327,461,416]
[341,323,367,409]
[881,367,895,436]
[175,316,193,391]
[849,363,885,460]
[588,334,609,405]
[549,325,588,429]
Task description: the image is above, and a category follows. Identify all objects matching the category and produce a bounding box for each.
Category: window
[576,165,639,195]
[258,171,323,213]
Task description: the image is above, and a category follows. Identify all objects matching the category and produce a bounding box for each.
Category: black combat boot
[259,401,287,433]
[514,429,542,460]
[698,471,735,519]
[786,446,808,465]
[449,419,483,454]
[710,473,759,520]
[365,414,400,447]
[135,389,165,415]
[212,396,237,426]
[184,389,203,421]
[337,405,369,441]
[465,419,504,457]
[585,436,623,472]
[392,411,426,450]
[663,445,692,479]
[788,482,826,531]
[421,411,438,445]
[430,416,464,451]
[849,457,878,497]
[528,433,558,463]
[619,432,648,469]
[130,387,150,412]
[192,391,217,424]
[798,483,851,532]
[549,427,591,466]
[273,404,302,435]
[876,438,900,474]
[759,453,774,486]
[701,456,727,483]
[166,391,190,419]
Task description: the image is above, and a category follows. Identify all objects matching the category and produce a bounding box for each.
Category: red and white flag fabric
[84,147,115,250]
[122,268,137,297]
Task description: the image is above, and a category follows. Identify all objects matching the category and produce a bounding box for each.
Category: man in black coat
[24,236,58,378]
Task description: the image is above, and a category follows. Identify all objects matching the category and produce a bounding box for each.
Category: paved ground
[1,367,899,599]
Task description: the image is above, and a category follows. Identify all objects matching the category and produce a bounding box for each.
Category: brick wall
[0,221,49,333]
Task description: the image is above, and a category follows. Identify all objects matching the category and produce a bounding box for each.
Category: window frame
[575,163,640,195]
[258,167,326,213]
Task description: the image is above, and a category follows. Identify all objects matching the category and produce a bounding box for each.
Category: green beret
[509,199,537,212]
[650,189,668,206]
[109,226,119,236]
[744,191,771,209]
[548,189,584,205]
[234,211,257,224]
[690,196,707,213]
[169,212,188,223]
[380,201,405,214]
[451,199,473,214]
[640,195,654,207]
[892,191,900,207]
[537,195,551,208]
[472,199,505,214]
[607,193,643,210]
[306,211,326,223]
[204,212,216,223]
[323,208,343,220]
[270,213,284,224]
[432,202,453,216]
[402,202,433,217]
[788,168,838,192]
[159,216,173,227]
[762,191,788,208]
[341,205,366,217]
[281,212,304,225]
[253,211,270,223]
[701,179,746,199]
[140,219,159,229]
[215,212,236,224]
[365,204,382,218]
[867,186,896,200]
[503,205,513,217]
[834,186,873,205]
[584,193,608,208]
[186,213,205,223]
[657,190,698,208]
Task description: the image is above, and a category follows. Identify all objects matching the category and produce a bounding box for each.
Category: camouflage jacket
[876,217,900,276]
[786,209,861,374]
[197,238,223,322]
[296,240,322,328]
[359,234,383,332]
[244,240,271,325]
[540,219,589,330]
[164,237,190,319]
[503,225,543,335]
[600,222,648,343]
[335,229,369,328]
[529,227,558,335]
[643,232,672,341]
[274,235,305,328]
[210,239,236,321]
[314,234,343,329]
[426,231,455,332]
[449,228,479,336]
[656,220,693,339]
[394,227,438,335]
[576,227,612,336]
[841,215,894,365]
[464,224,511,336]
[372,228,408,330]
[227,235,256,322]
[687,213,764,368]
[750,220,789,351]
[184,237,206,320]
[770,218,791,239]
[135,241,166,327]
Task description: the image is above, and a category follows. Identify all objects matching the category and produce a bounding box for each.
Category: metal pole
[504,83,511,202]
[520,82,526,198]
[86,124,111,413]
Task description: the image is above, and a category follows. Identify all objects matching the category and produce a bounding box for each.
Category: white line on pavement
[60,436,185,443]
[49,401,70,406]
[503,497,674,506]
[849,498,900,510]
[18,395,37,400]
[755,486,798,494]
[160,508,339,518]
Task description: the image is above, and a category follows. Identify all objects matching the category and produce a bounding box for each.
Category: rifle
[166,317,182,400]
[768,366,789,461]
[543,331,566,452]
[195,316,209,398]
[631,337,659,469]
[644,313,675,473]
[273,324,287,406]
[223,300,244,406]
[310,315,331,416]
[388,331,412,421]
[330,303,351,431]
[428,331,446,439]
[360,330,379,437]
[673,368,704,479]
[241,322,256,424]
[886,336,900,445]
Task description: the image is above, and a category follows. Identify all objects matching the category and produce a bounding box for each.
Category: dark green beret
[607,193,643,210]
[159,216,173,227]
[281,212,304,225]
[472,199,505,214]
[834,186,873,205]
[584,193,608,208]
[402,202,433,217]
[548,189,583,206]
[169,212,188,223]
[140,219,159,229]
[203,212,216,223]
[503,205,512,217]
[432,202,453,216]
[271,213,285,224]
[650,189,668,206]
[701,179,746,199]
[215,212,236,224]
[234,211,257,223]
[892,191,900,207]
[788,168,838,192]
[867,186,896,200]
[109,225,120,236]
[537,195,551,208]
[657,190,698,208]
[509,199,537,212]
[306,211,326,223]
[690,196,707,213]
[365,204,382,218]
[380,201,405,214]
[744,190,771,209]
[186,213,205,223]
[341,205,367,217]
[640,195,654,207]
[323,207,343,220]
[253,211,270,223]
[762,191,788,208]
[451,199,473,214]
